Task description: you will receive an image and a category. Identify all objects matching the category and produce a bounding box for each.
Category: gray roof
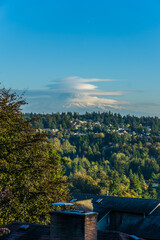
[118,216,160,240]
[72,193,160,219]
[98,230,144,240]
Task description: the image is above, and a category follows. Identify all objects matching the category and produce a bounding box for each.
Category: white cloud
[74,83,98,90]
[63,76,117,83]
[65,93,129,111]
[47,76,117,92]
[21,76,134,113]
[38,76,132,112]
[89,90,133,96]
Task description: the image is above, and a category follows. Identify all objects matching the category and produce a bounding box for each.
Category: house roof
[71,193,160,220]
[117,216,160,240]
[2,222,136,240]
[97,230,144,240]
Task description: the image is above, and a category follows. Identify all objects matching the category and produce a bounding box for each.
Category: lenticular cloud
[23,76,131,113]
[46,76,116,92]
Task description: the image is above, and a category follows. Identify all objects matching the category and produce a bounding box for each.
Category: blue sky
[0,0,160,115]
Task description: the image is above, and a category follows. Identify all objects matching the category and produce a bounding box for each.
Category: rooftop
[72,193,160,219]
[2,222,143,240]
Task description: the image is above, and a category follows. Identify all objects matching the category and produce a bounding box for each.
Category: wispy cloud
[46,76,117,92]
[89,90,134,96]
[21,76,133,113]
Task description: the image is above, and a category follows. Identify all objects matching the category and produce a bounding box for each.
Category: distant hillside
[24,112,160,199]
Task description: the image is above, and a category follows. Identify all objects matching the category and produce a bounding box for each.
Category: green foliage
[0,89,69,225]
[109,171,122,196]
[24,111,160,199]
[69,173,100,194]
[62,139,76,155]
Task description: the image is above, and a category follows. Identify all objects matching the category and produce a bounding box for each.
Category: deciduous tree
[0,88,69,225]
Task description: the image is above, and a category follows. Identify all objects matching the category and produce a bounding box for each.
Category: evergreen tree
[148,180,157,199]
[109,171,122,196]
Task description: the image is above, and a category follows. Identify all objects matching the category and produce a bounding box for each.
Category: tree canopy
[0,88,69,225]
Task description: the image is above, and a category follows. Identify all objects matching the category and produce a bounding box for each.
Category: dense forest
[24,112,160,199]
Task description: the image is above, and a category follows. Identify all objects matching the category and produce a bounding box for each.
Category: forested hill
[24,112,160,134]
[24,112,160,199]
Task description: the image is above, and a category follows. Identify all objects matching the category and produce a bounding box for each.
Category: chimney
[50,210,98,240]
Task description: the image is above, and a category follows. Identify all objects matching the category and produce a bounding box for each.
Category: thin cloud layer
[46,76,117,92]
[22,76,133,113]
